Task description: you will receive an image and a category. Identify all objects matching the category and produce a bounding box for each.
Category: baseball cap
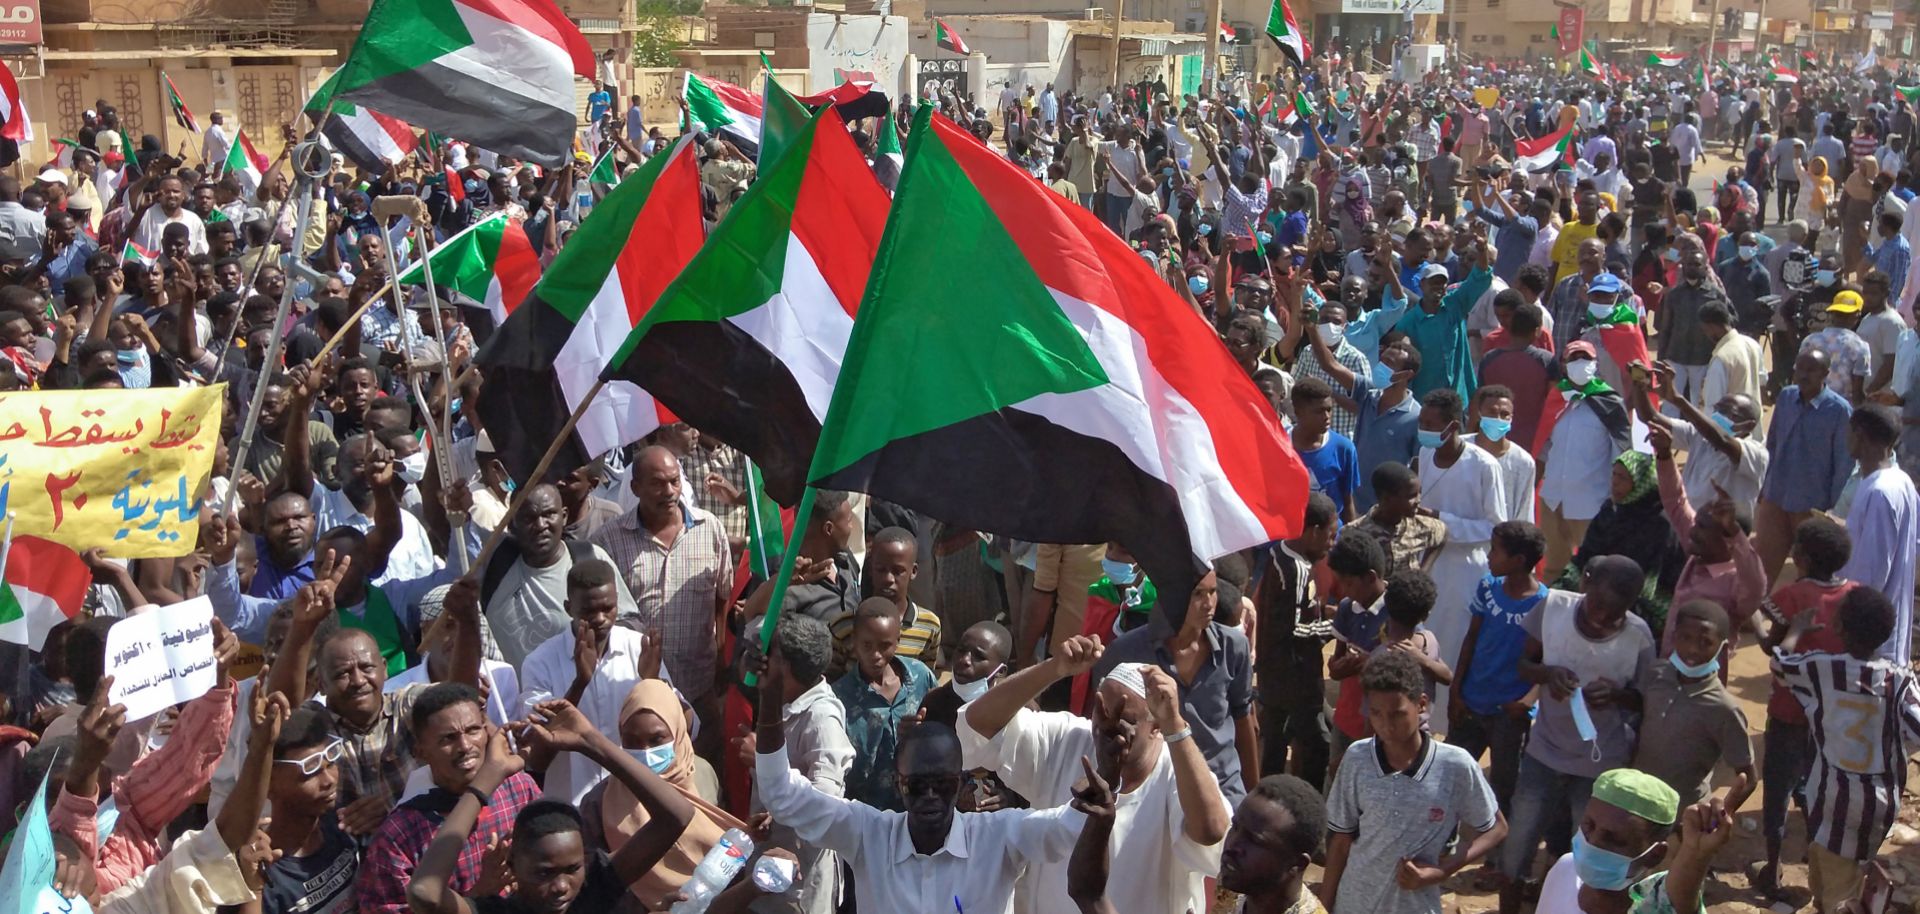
[35,168,65,186]
[1587,273,1625,295]
[1564,340,1598,360]
[1417,262,1450,283]
[1591,768,1679,827]
[1828,290,1864,313]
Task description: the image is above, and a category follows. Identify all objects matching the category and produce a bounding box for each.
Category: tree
[631,0,700,67]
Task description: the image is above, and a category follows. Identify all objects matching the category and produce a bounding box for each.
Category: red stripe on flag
[0,61,27,143]
[790,109,893,318]
[611,142,705,326]
[452,0,595,79]
[929,114,1308,540]
[493,218,541,316]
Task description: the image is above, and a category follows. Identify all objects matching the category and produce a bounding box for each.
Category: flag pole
[412,220,468,573]
[0,512,15,585]
[212,101,328,373]
[468,377,607,573]
[741,485,817,687]
[231,139,328,473]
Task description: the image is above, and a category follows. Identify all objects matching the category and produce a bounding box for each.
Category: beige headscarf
[1845,157,1881,201]
[600,680,748,908]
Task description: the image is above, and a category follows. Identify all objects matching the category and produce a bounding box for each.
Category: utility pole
[1110,0,1125,94]
[1704,0,1719,86]
[1205,0,1223,91]
[1753,0,1767,59]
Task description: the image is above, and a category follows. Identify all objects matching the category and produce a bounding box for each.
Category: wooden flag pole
[467,377,607,573]
[741,485,817,686]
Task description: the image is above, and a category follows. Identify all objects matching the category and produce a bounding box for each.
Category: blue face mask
[115,348,140,365]
[1816,268,1837,285]
[640,744,676,775]
[1256,231,1273,247]
[1197,222,1214,237]
[1478,416,1512,442]
[1738,244,1759,260]
[1101,558,1138,585]
[1188,275,1210,296]
[1669,649,1722,679]
[1572,831,1642,891]
[1710,411,1737,435]
[1416,429,1447,449]
[1162,166,1175,177]
[1663,246,1680,262]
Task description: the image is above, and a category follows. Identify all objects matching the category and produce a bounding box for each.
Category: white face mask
[1316,323,1346,347]
[1566,359,1599,386]
[397,450,429,484]
[952,666,1001,703]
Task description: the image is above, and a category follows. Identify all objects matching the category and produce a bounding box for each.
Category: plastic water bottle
[668,829,755,914]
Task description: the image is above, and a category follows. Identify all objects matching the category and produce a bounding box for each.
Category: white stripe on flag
[444,2,578,113]
[726,232,857,421]
[555,271,661,457]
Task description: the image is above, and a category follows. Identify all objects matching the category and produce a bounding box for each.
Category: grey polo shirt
[1328,735,1500,914]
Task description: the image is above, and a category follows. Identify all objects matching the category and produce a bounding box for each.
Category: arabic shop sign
[0,0,41,47]
[0,385,224,557]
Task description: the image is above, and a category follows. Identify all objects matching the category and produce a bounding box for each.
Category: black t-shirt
[260,816,358,914]
[469,849,624,914]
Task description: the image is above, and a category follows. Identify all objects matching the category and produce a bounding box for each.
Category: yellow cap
[1828,290,1864,314]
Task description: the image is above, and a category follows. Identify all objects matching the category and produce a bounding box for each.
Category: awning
[1114,30,1207,56]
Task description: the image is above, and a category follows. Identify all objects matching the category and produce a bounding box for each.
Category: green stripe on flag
[809,104,1110,480]
[0,586,21,627]
[529,137,692,323]
[744,462,784,580]
[684,74,740,132]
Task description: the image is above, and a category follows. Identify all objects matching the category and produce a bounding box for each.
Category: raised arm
[406,727,521,914]
[218,679,288,856]
[520,699,695,886]
[1140,667,1229,845]
[964,635,1103,740]
[1065,757,1120,914]
[278,355,337,500]
[266,549,352,707]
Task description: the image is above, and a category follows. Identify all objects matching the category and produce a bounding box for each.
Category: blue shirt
[1870,234,1912,303]
[1298,431,1362,513]
[832,656,935,811]
[587,90,612,122]
[43,236,96,296]
[1474,207,1539,283]
[1460,576,1543,714]
[1276,209,1309,248]
[1350,374,1421,513]
[248,541,314,600]
[1762,385,1855,512]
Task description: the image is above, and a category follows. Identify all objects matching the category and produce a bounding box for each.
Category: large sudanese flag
[325,0,594,167]
[804,107,1310,615]
[1265,0,1311,69]
[599,96,891,506]
[473,135,705,483]
[305,69,417,170]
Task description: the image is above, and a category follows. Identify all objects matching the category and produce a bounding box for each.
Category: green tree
[631,0,700,67]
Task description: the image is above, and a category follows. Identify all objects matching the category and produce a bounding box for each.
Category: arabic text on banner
[105,595,218,722]
[0,385,224,558]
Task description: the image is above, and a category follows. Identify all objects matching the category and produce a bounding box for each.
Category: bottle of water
[668,829,755,914]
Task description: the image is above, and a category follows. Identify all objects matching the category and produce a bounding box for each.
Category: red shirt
[1483,326,1555,353]
[1766,577,1856,725]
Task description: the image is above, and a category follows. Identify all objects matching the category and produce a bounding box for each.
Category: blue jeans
[1100,191,1131,237]
[1500,753,1595,880]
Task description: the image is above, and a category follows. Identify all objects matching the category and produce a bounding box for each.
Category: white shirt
[957,708,1222,914]
[753,746,1085,914]
[202,124,230,167]
[132,205,207,255]
[1670,422,1768,511]
[385,658,520,725]
[1478,437,1538,524]
[1538,397,1621,519]
[310,485,441,586]
[518,625,675,804]
[1535,852,1584,913]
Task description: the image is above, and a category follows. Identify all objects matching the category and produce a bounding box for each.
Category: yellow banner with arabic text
[0,386,223,558]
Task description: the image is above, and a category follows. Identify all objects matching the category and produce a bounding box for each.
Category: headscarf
[1614,451,1658,505]
[600,680,748,908]
[1845,158,1880,201]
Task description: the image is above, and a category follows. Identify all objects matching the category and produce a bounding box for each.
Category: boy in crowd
[832,598,936,811]
[1253,493,1338,788]
[1348,463,1448,579]
[1450,520,1548,816]
[1327,532,1391,761]
[1374,570,1451,711]
[1751,517,1855,899]
[1500,555,1656,914]
[1322,650,1508,914]
[1770,588,1920,911]
[1292,376,1363,521]
[1630,600,1757,809]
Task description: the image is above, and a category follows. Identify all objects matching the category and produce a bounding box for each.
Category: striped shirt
[831,602,943,678]
[589,505,734,700]
[1294,338,1374,438]
[1774,649,1920,859]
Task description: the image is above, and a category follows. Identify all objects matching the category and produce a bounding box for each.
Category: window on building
[1493,34,1507,44]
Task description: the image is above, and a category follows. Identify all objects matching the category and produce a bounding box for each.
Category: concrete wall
[806,12,910,97]
[923,17,1079,97]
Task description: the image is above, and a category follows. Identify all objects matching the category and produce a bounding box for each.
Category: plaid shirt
[1407,123,1441,163]
[353,772,542,914]
[327,683,426,811]
[590,505,734,699]
[1294,339,1373,438]
[681,442,748,543]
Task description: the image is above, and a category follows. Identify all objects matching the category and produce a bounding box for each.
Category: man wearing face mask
[1717,231,1775,335]
[1630,356,1769,510]
[1532,767,1734,914]
[1535,343,1632,576]
[962,643,1229,914]
[518,559,673,804]
[1652,248,1727,406]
